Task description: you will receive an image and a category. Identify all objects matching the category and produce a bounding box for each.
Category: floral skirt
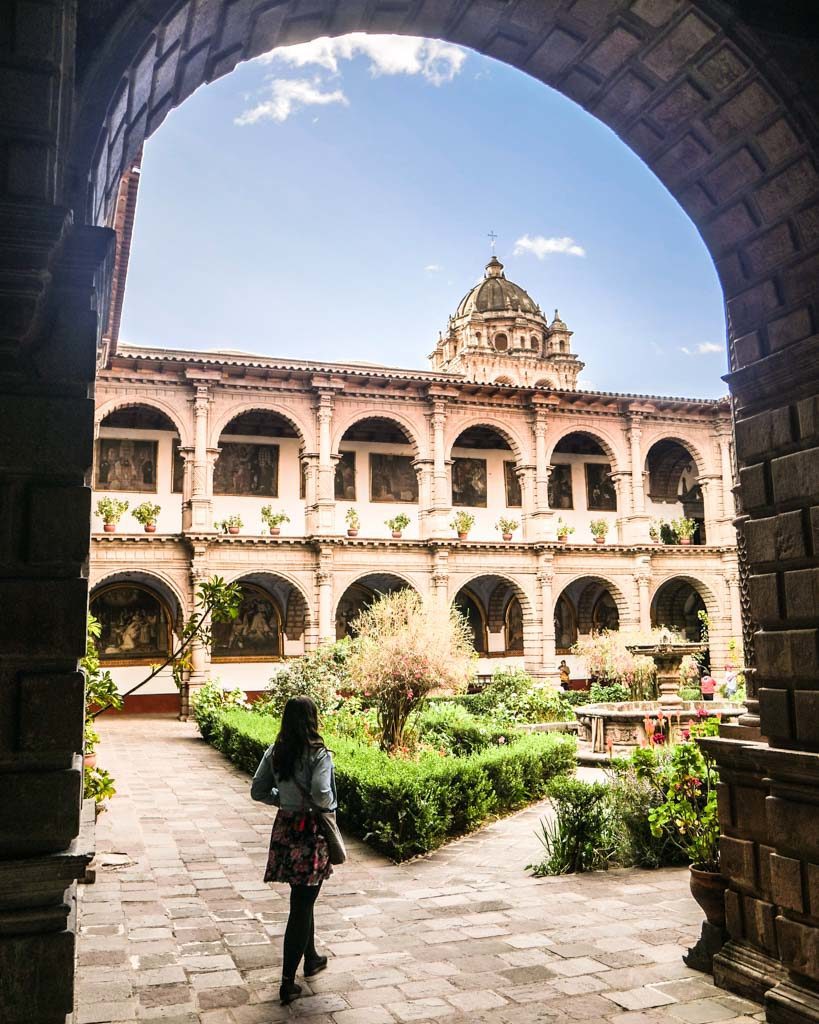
[264,810,333,886]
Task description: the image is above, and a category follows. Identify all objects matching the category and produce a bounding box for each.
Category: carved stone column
[301,452,320,534]
[698,474,724,545]
[181,545,212,718]
[427,397,450,537]
[537,553,556,677]
[627,417,645,515]
[415,458,435,536]
[528,408,554,539]
[718,431,736,521]
[518,465,537,540]
[431,547,449,613]
[315,392,336,534]
[612,471,633,543]
[634,566,651,633]
[184,387,215,531]
[316,548,334,642]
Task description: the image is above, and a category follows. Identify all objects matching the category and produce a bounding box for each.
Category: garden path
[76,716,762,1024]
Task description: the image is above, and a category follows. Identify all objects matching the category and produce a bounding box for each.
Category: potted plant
[345,508,361,537]
[496,517,519,541]
[556,518,574,544]
[261,506,290,536]
[216,515,243,535]
[673,516,697,545]
[649,519,664,544]
[590,518,609,544]
[450,510,475,540]
[132,501,161,533]
[96,497,129,533]
[385,513,410,539]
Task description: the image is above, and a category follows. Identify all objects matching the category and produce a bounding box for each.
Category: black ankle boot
[279,979,302,1005]
[304,954,328,977]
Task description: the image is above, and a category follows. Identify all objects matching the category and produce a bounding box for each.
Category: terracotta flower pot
[347,528,359,537]
[680,536,692,545]
[558,535,568,544]
[228,526,239,535]
[458,531,468,540]
[689,865,728,927]
[269,527,280,536]
[594,536,605,544]
[391,531,402,539]
[83,753,97,769]
[144,523,156,533]
[103,522,116,533]
[503,533,513,541]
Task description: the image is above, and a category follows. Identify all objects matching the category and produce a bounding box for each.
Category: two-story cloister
[91,250,740,709]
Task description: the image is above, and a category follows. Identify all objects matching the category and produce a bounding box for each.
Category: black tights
[282,883,321,981]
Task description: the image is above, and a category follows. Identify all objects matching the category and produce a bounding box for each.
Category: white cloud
[680,342,723,356]
[235,78,348,125]
[513,234,587,259]
[424,264,442,272]
[259,33,467,86]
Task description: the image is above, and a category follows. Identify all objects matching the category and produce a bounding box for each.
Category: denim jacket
[250,744,337,812]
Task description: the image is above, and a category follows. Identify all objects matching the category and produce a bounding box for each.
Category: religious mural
[505,596,524,654]
[592,591,620,632]
[586,463,617,511]
[172,438,184,493]
[91,585,170,663]
[548,464,573,509]
[335,451,356,500]
[452,458,487,507]
[211,586,281,660]
[554,595,576,653]
[95,439,158,492]
[214,443,279,496]
[370,454,418,503]
[504,460,522,507]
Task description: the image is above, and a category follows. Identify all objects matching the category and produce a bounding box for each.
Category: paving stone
[668,1000,743,1023]
[603,988,678,1010]
[333,1009,396,1024]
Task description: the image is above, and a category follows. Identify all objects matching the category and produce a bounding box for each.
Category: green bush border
[204,708,576,862]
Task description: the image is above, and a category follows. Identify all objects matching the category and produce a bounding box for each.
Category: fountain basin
[575,700,745,761]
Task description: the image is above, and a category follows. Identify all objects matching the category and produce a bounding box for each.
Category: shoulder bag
[295,765,347,866]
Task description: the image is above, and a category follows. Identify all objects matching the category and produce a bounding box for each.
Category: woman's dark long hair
[272,696,326,780]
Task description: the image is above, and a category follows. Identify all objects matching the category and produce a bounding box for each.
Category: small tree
[348,590,475,751]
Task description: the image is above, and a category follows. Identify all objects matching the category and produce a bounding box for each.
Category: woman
[251,696,336,1005]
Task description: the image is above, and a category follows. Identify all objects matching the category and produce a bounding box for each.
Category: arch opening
[645,439,706,544]
[452,574,529,661]
[338,416,420,506]
[651,577,709,644]
[89,575,178,666]
[211,579,286,661]
[549,431,616,513]
[214,409,303,498]
[96,403,180,495]
[335,573,414,640]
[451,425,519,509]
[554,575,626,653]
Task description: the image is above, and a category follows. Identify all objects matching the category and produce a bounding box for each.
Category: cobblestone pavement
[76,716,762,1024]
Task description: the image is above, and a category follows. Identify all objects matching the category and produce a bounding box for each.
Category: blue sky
[120,34,728,398]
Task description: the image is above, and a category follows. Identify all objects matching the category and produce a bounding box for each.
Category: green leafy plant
[255,640,351,718]
[496,516,519,536]
[260,506,290,532]
[647,742,720,871]
[529,777,616,875]
[416,702,516,755]
[348,590,475,751]
[471,667,572,724]
[680,687,702,701]
[84,766,117,808]
[589,518,609,539]
[81,614,124,805]
[385,513,411,534]
[215,514,243,533]
[345,507,361,530]
[648,518,664,542]
[131,501,160,526]
[450,510,475,535]
[96,496,129,525]
[190,680,248,741]
[588,681,630,704]
[556,518,574,539]
[673,516,697,540]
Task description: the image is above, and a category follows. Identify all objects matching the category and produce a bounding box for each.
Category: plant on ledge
[672,516,697,545]
[385,513,411,538]
[132,501,161,532]
[589,518,610,543]
[496,516,519,540]
[345,507,361,536]
[82,613,123,811]
[96,496,129,532]
[215,514,243,535]
[261,506,290,535]
[556,518,574,542]
[648,518,664,543]
[450,510,475,539]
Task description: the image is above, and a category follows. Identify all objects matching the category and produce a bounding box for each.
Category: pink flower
[681,729,691,741]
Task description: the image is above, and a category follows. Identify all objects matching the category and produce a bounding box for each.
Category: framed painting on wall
[90,585,171,664]
[548,463,573,509]
[452,458,487,507]
[211,585,282,661]
[95,438,158,492]
[334,451,356,500]
[214,443,279,496]
[504,460,522,507]
[586,463,617,511]
[172,438,184,493]
[369,454,418,503]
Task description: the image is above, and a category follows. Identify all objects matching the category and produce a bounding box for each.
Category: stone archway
[334,571,415,640]
[4,2,819,1020]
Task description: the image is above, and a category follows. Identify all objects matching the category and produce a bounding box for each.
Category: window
[494,333,508,351]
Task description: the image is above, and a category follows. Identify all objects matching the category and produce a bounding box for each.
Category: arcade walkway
[75,717,762,1024]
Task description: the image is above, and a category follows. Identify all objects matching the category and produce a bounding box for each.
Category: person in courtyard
[251,696,337,1005]
[700,673,716,701]
[558,659,571,690]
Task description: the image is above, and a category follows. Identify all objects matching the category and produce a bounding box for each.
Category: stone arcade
[1,3,818,1022]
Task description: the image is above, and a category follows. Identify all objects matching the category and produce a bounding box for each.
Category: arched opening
[451,424,520,511]
[211,580,284,661]
[651,577,709,644]
[493,332,508,351]
[335,572,413,639]
[534,378,556,389]
[89,578,175,666]
[493,375,514,386]
[549,431,617,516]
[215,410,301,497]
[554,576,625,650]
[645,439,706,544]
[95,405,181,530]
[453,575,529,664]
[338,417,419,509]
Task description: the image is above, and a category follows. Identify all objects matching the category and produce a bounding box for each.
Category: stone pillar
[537,553,556,678]
[427,397,450,537]
[431,548,449,613]
[528,408,554,539]
[724,570,742,640]
[698,474,723,545]
[634,567,651,633]
[316,548,334,642]
[315,392,336,534]
[518,465,537,540]
[628,417,645,515]
[301,452,320,534]
[181,546,212,718]
[718,432,736,521]
[612,471,633,542]
[415,458,435,537]
[184,387,215,531]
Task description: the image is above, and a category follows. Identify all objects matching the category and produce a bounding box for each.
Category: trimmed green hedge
[205,708,575,862]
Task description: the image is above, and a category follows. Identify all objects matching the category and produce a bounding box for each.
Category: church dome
[455,256,541,317]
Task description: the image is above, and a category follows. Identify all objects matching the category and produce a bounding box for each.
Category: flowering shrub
[255,639,352,718]
[190,679,247,741]
[348,590,475,751]
[646,743,720,871]
[573,632,657,700]
[471,667,572,724]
